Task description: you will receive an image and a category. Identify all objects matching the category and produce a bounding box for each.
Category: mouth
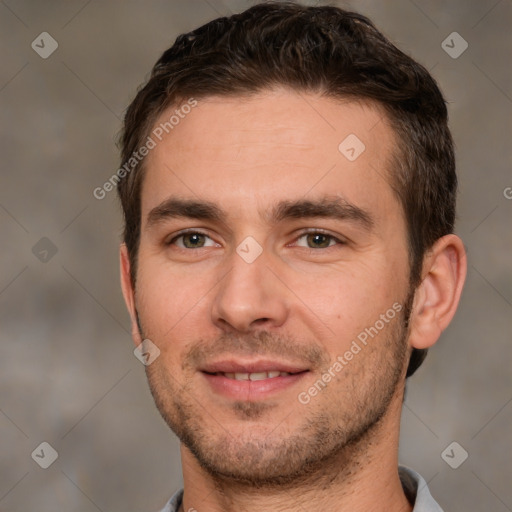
[211,370,295,380]
[200,360,310,400]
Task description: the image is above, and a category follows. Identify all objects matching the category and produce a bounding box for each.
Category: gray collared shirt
[158,465,443,511]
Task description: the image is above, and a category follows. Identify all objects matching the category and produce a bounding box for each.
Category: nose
[211,245,290,333]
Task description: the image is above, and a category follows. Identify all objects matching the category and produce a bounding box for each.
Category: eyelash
[166,229,346,250]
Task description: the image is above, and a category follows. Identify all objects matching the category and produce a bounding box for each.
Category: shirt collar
[159,466,443,511]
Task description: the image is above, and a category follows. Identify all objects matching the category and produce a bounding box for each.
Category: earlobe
[119,244,143,345]
[408,234,467,350]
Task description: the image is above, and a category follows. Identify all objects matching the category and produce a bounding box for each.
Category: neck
[178,391,412,512]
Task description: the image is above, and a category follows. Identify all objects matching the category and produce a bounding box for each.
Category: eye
[167,231,217,249]
[294,231,345,249]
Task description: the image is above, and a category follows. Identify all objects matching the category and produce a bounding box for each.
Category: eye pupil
[308,233,330,248]
[184,233,204,248]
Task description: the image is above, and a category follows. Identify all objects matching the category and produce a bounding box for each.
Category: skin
[120,87,467,512]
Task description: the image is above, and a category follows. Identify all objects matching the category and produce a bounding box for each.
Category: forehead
[140,88,399,224]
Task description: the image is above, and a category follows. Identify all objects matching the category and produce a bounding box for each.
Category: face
[124,88,414,484]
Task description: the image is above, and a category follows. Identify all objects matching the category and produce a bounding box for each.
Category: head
[118,2,466,485]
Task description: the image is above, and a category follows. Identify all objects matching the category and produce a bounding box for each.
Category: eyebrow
[146,195,374,231]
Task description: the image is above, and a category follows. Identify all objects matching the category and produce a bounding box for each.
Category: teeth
[249,372,267,381]
[220,371,292,380]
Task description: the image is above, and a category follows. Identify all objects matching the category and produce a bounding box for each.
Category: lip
[200,359,310,400]
[200,359,309,374]
[201,371,308,400]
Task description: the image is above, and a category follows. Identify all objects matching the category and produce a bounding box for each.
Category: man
[117,2,466,511]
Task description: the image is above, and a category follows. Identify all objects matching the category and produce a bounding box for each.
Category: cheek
[135,261,212,346]
[297,265,403,359]
[135,240,408,359]
[287,261,401,328]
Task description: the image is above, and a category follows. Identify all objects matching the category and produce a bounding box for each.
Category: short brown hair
[117,1,457,377]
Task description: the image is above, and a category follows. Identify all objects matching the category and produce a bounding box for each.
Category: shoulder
[156,488,184,512]
[399,466,444,512]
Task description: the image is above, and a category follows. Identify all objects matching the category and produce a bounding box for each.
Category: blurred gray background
[1,1,511,511]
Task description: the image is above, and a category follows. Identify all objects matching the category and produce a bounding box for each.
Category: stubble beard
[143,295,412,489]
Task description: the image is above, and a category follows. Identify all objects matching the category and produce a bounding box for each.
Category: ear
[120,243,143,347]
[408,234,467,350]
